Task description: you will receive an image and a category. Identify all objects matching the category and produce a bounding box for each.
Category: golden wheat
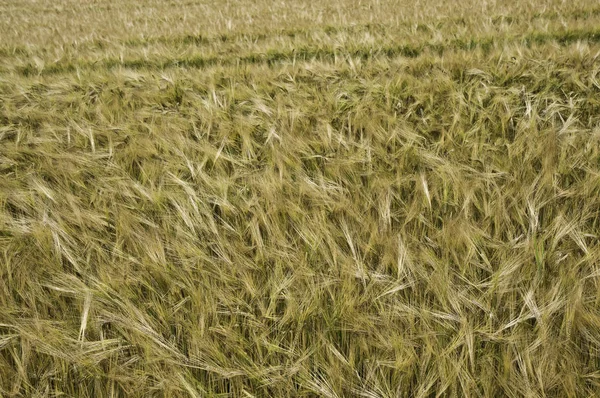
[1,0,600,396]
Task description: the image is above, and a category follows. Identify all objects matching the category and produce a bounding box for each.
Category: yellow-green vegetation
[2,0,600,396]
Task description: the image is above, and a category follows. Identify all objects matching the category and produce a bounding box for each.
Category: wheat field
[1,0,600,396]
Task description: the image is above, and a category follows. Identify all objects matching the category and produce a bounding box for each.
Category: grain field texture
[1,0,600,396]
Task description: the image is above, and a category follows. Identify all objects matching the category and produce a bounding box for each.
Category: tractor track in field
[6,28,600,77]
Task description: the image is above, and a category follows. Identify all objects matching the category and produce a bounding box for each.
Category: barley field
[1,0,600,396]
